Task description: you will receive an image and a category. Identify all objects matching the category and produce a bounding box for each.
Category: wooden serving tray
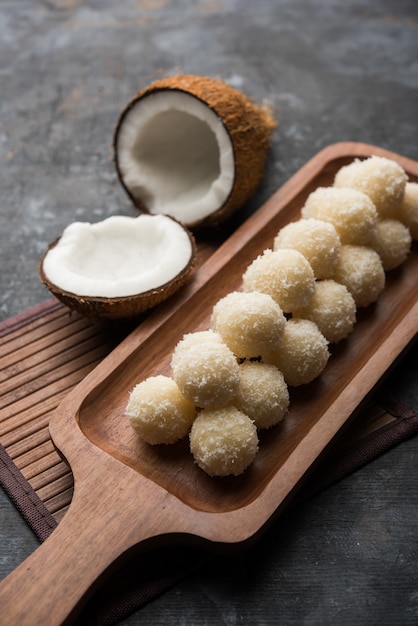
[0,142,417,624]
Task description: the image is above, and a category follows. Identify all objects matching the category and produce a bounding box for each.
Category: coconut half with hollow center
[39,214,196,322]
[114,74,277,229]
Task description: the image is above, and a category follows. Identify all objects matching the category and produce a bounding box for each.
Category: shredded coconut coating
[126,375,196,444]
[273,218,341,279]
[124,156,411,474]
[173,329,224,348]
[333,156,407,217]
[301,186,378,245]
[263,318,329,387]
[369,219,412,270]
[394,182,418,240]
[235,361,289,429]
[330,245,385,307]
[189,407,259,476]
[171,331,240,409]
[211,290,286,359]
[242,248,315,313]
[292,279,357,343]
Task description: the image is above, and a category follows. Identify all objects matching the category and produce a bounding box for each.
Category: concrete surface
[1,1,418,624]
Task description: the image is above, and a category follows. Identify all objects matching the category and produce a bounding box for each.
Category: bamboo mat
[0,300,129,524]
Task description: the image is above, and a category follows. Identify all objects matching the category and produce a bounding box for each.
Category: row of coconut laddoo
[125,155,418,477]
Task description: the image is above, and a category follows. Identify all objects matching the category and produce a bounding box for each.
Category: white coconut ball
[301,186,378,245]
[368,219,412,270]
[211,290,286,359]
[234,361,289,429]
[394,181,418,240]
[171,330,240,409]
[292,279,357,343]
[126,375,196,444]
[189,406,259,476]
[333,156,407,217]
[263,318,330,387]
[242,248,315,313]
[330,245,385,307]
[273,218,341,279]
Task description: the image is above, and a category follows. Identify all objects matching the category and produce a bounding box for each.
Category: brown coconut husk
[114,74,277,229]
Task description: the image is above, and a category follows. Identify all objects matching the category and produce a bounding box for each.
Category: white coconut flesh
[42,214,194,298]
[116,91,235,223]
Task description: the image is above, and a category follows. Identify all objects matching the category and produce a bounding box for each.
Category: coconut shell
[38,226,196,323]
[114,74,277,229]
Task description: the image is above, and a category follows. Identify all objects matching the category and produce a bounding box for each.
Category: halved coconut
[114,74,277,229]
[39,214,196,321]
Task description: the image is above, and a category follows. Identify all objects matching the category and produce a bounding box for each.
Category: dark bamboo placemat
[0,300,128,528]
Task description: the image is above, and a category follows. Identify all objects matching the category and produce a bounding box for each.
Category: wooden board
[0,302,411,536]
[73,141,418,513]
[0,143,417,625]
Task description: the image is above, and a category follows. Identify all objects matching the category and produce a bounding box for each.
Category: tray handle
[0,454,189,625]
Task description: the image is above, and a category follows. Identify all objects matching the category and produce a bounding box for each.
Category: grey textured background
[1,1,418,625]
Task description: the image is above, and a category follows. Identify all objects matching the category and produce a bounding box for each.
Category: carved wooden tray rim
[52,141,418,532]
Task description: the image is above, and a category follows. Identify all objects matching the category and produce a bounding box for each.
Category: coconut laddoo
[263,318,330,387]
[171,330,240,409]
[331,245,385,307]
[292,279,357,343]
[242,248,315,313]
[189,406,258,476]
[369,219,412,271]
[211,291,286,359]
[235,361,289,429]
[301,186,378,245]
[126,375,196,445]
[394,181,418,240]
[273,218,341,279]
[333,156,407,217]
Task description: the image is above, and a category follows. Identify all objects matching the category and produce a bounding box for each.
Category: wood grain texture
[0,143,417,625]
